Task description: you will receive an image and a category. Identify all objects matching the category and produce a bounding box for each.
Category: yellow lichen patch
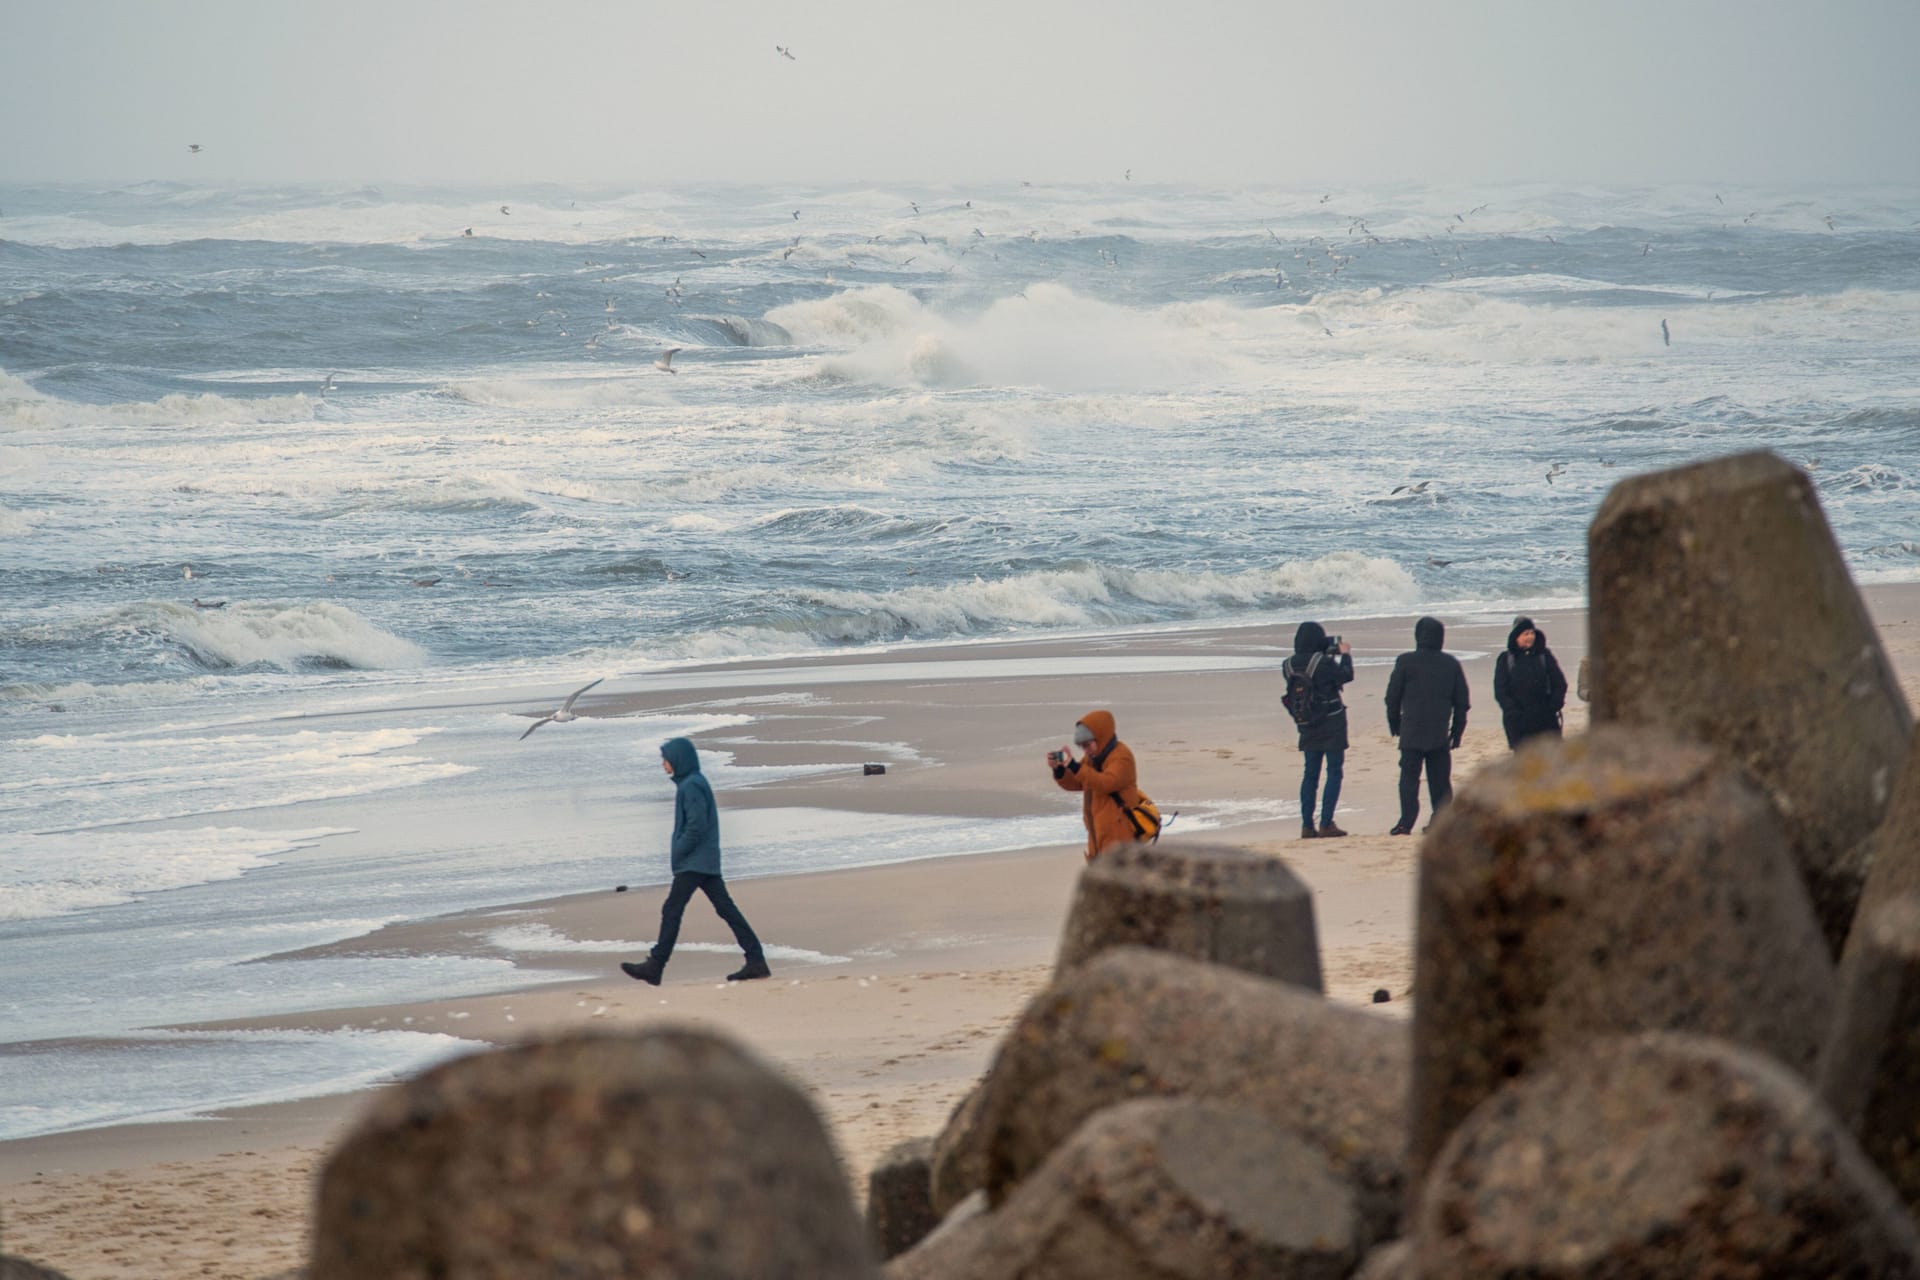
[1479,729,1708,820]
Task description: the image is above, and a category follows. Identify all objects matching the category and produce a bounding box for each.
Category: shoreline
[4,585,1917,1278]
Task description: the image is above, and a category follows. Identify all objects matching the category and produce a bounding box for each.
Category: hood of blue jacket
[661,737,701,780]
[1415,616,1446,650]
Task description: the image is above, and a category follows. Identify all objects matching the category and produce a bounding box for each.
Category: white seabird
[519,677,605,740]
[655,348,681,373]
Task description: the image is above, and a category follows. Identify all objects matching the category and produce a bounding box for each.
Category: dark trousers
[1398,746,1453,828]
[651,871,764,966]
[1300,749,1345,827]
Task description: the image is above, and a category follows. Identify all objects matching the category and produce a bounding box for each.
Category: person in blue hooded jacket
[620,738,770,985]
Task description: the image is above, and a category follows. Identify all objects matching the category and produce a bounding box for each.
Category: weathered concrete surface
[1054,841,1323,989]
[866,1137,940,1261]
[927,1076,991,1217]
[1414,1032,1920,1278]
[1847,735,1920,964]
[889,1100,1360,1280]
[0,1257,76,1280]
[1821,893,1920,1215]
[1589,449,1913,954]
[966,947,1409,1242]
[1352,1240,1411,1280]
[310,1028,876,1279]
[1409,726,1837,1199]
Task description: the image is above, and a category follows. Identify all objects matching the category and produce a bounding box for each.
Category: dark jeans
[651,871,764,966]
[1300,749,1345,827]
[1398,746,1454,829]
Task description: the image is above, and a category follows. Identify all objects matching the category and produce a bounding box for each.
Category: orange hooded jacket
[1052,709,1144,862]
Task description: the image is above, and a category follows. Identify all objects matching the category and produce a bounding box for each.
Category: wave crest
[114,600,427,671]
[1,372,316,430]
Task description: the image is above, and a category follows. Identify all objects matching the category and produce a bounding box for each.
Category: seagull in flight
[1546,463,1568,485]
[321,372,336,392]
[1391,481,1431,496]
[776,45,796,60]
[1660,319,1670,346]
[910,201,920,214]
[462,227,474,237]
[655,348,681,373]
[519,677,605,740]
[188,144,203,154]
[1823,214,1837,231]
[792,209,801,220]
[500,205,511,215]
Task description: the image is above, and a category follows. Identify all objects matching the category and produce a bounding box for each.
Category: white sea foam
[769,283,1241,391]
[436,377,674,410]
[0,826,350,921]
[4,723,470,837]
[0,371,316,430]
[780,553,1419,644]
[482,923,850,966]
[0,1028,479,1141]
[109,599,427,671]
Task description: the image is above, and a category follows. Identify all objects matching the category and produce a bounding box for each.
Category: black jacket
[1384,616,1470,752]
[1493,616,1568,745]
[1287,621,1354,753]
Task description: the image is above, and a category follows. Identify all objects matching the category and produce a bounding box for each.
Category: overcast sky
[3,0,1917,187]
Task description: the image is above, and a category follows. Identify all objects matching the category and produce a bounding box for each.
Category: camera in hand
[1047,750,1066,766]
[1326,634,1344,654]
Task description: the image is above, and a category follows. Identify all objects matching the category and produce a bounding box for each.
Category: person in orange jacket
[1048,709,1145,861]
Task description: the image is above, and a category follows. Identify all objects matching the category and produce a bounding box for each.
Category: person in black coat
[1285,621,1354,839]
[1493,615,1568,749]
[1383,616,1470,835]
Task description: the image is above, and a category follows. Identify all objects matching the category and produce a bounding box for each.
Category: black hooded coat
[1384,616,1470,753]
[1493,616,1568,747]
[1287,621,1354,753]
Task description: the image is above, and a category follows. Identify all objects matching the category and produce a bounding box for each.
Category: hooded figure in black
[1493,615,1568,749]
[1285,621,1354,838]
[621,737,770,986]
[1384,615,1469,834]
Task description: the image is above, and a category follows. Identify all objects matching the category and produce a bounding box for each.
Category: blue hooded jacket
[661,737,722,875]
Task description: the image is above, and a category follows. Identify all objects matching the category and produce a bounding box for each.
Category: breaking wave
[0,371,317,430]
[107,600,427,671]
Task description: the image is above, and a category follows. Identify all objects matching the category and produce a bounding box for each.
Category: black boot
[621,957,664,986]
[727,957,772,982]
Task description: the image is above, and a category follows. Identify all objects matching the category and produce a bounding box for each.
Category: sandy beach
[5,587,1917,1279]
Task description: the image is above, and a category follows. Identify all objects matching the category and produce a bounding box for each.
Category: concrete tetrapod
[1846,735,1920,964]
[1408,726,1836,1202]
[1053,841,1324,989]
[867,1137,940,1261]
[1413,1032,1920,1278]
[1588,448,1913,954]
[1820,893,1920,1216]
[966,947,1409,1243]
[889,1099,1361,1280]
[309,1028,876,1280]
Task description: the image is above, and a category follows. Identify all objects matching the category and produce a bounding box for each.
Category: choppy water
[2,180,1916,1137]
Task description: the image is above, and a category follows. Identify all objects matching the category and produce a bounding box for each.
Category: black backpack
[1282,652,1327,728]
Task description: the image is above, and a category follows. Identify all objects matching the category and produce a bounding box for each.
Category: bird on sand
[1546,463,1568,485]
[1660,319,1670,346]
[776,45,796,60]
[655,348,681,373]
[519,677,605,740]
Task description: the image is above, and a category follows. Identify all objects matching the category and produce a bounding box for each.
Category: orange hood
[1077,709,1116,748]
